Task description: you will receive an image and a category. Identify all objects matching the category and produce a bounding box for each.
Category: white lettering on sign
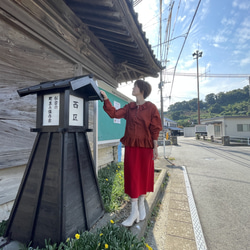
[69,95,84,126]
[43,94,60,126]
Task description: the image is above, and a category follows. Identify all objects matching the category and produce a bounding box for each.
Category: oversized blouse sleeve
[103,99,128,119]
[150,104,162,140]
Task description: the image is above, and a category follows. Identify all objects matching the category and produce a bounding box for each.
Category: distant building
[164,117,183,136]
[201,116,250,138]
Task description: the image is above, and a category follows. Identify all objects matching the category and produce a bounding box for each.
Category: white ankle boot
[138,195,146,221]
[122,198,139,227]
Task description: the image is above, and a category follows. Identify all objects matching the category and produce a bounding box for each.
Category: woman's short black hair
[134,80,152,99]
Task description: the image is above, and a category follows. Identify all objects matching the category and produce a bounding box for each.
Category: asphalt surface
[168,137,250,250]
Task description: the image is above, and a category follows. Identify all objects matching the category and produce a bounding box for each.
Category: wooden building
[0,0,162,171]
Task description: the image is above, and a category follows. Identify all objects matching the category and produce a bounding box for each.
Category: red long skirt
[124,146,154,198]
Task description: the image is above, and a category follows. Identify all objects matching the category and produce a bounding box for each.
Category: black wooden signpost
[5,75,104,247]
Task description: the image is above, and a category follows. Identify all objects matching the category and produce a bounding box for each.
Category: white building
[201,116,250,138]
[164,117,183,136]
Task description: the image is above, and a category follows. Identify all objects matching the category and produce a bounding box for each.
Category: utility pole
[248,76,250,113]
[159,0,164,128]
[249,76,250,97]
[192,50,202,124]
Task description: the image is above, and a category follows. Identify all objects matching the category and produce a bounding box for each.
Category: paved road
[167,137,250,250]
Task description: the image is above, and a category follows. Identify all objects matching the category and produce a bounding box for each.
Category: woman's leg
[138,195,146,221]
[121,198,139,227]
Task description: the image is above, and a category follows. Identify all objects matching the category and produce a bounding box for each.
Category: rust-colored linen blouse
[103,99,162,148]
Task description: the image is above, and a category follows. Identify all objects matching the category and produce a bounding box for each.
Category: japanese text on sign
[69,95,84,126]
[43,94,60,126]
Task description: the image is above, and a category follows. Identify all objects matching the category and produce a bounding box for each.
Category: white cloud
[200,0,210,19]
[178,16,186,22]
[164,0,171,4]
[233,50,241,55]
[214,34,228,43]
[134,0,159,47]
[221,17,236,26]
[232,0,250,10]
[235,16,250,44]
[240,57,250,66]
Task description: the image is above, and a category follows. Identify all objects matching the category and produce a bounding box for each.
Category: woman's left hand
[153,147,158,160]
[153,140,158,160]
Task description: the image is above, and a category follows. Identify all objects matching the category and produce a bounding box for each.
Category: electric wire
[162,2,173,67]
[162,0,182,98]
[163,0,182,64]
[133,0,143,7]
[164,72,250,78]
[169,0,202,98]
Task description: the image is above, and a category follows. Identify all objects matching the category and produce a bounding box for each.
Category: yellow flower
[118,166,121,168]
[110,220,114,224]
[66,238,70,242]
[106,178,108,181]
[145,243,153,250]
[116,170,118,172]
[105,243,109,248]
[75,233,80,239]
[100,233,103,236]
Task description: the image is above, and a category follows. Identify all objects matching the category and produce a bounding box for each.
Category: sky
[117,0,250,111]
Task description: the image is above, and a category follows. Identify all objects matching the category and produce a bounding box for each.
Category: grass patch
[0,219,7,237]
[98,162,129,212]
[168,157,175,161]
[144,201,162,239]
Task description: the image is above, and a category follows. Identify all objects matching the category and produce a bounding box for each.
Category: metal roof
[64,0,163,82]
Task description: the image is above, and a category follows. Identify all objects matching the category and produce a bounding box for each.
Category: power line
[133,0,143,7]
[164,72,250,78]
[169,0,202,97]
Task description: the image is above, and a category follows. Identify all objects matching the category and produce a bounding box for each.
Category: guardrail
[229,136,250,145]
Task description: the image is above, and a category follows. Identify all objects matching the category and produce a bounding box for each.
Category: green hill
[164,85,250,127]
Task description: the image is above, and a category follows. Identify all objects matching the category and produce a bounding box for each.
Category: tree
[205,93,216,105]
[216,92,227,105]
[171,111,182,121]
[188,98,198,112]
[210,103,223,113]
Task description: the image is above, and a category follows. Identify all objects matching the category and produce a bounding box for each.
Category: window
[237,124,250,132]
[237,124,243,131]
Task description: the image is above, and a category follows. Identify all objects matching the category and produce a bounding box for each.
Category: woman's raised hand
[100,90,108,100]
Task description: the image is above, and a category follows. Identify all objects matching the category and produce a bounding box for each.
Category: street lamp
[192,50,203,124]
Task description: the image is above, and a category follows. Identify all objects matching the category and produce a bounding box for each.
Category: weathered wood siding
[0,14,76,169]
[0,0,117,170]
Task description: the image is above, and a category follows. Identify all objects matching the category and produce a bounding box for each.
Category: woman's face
[132,84,141,96]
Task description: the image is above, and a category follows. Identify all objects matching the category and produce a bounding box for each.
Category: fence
[229,136,250,146]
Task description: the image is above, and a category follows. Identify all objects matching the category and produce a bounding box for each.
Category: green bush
[0,219,7,237]
[98,162,129,212]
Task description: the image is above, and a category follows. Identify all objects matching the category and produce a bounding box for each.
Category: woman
[100,79,162,227]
